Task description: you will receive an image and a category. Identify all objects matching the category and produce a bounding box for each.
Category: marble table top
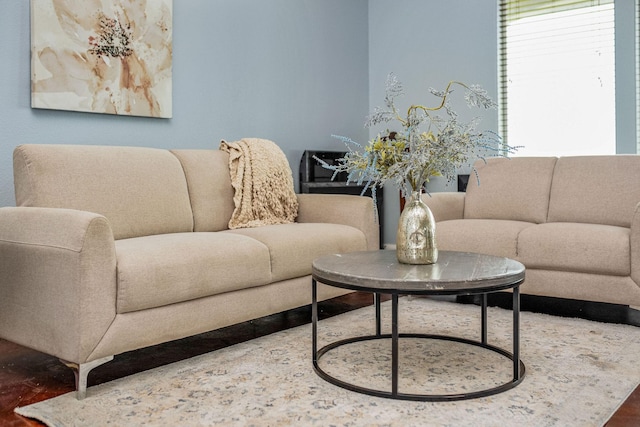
[312,250,525,295]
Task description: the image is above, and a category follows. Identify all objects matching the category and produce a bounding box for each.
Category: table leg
[513,285,521,380]
[481,293,488,344]
[374,292,382,336]
[391,293,399,396]
[312,279,318,362]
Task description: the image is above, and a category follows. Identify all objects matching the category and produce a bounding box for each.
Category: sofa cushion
[464,157,557,223]
[170,149,235,232]
[224,223,367,282]
[13,144,194,240]
[115,233,272,313]
[517,222,630,276]
[548,155,640,227]
[435,219,536,259]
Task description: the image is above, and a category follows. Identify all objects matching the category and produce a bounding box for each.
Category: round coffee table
[311,250,526,401]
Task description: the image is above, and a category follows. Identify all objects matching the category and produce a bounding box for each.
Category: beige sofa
[0,144,379,399]
[423,155,640,308]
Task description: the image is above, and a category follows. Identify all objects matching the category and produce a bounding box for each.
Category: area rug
[15,298,640,426]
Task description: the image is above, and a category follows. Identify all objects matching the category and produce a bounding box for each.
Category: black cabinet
[299,150,384,248]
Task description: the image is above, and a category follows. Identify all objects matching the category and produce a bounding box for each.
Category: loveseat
[423,155,640,309]
[0,144,379,399]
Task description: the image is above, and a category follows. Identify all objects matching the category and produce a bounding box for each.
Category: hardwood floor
[0,292,638,426]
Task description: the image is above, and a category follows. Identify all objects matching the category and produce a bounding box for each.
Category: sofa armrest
[631,202,640,287]
[296,194,379,251]
[0,207,117,364]
[420,192,466,222]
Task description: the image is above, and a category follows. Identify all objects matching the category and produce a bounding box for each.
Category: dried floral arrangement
[316,73,519,200]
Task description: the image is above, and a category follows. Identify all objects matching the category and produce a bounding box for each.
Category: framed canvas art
[31,0,173,118]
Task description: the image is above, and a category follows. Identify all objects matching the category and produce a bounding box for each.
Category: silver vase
[396,190,438,264]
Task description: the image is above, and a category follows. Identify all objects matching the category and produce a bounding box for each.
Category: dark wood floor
[0,292,638,426]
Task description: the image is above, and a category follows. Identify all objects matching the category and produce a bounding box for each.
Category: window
[499,0,616,156]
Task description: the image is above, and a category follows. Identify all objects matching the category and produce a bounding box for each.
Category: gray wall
[369,0,500,244]
[615,0,638,155]
[369,0,637,244]
[1,1,636,247]
[0,0,369,206]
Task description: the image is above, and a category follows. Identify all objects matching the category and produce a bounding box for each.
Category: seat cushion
[436,219,536,259]
[225,223,367,282]
[517,222,630,276]
[115,233,272,313]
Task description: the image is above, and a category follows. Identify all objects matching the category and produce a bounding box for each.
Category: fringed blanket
[220,138,299,229]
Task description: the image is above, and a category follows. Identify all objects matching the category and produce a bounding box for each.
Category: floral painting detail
[317,73,520,199]
[88,13,133,58]
[31,0,173,118]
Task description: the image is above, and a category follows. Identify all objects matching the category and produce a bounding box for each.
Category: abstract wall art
[31,0,173,118]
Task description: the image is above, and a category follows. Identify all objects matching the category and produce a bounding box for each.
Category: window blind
[499,0,616,156]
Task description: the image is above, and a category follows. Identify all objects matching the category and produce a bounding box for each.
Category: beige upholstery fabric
[464,157,557,223]
[517,222,630,275]
[115,232,272,313]
[296,193,379,251]
[0,207,116,363]
[421,192,465,222]
[436,219,536,259]
[170,150,235,232]
[424,155,640,307]
[632,203,640,285]
[87,277,349,361]
[522,269,640,306]
[548,155,640,227]
[13,145,194,240]
[220,138,299,229]
[0,143,379,378]
[225,223,367,282]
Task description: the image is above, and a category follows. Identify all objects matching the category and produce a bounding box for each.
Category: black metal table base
[312,281,526,402]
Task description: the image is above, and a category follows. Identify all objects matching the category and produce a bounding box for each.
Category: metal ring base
[313,333,526,402]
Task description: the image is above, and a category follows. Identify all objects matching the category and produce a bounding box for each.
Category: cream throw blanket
[220,138,299,229]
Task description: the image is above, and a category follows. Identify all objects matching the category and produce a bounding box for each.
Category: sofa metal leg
[60,356,114,400]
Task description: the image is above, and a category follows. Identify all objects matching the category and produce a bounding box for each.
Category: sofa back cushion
[170,149,235,232]
[464,157,557,223]
[548,155,640,227]
[13,144,194,240]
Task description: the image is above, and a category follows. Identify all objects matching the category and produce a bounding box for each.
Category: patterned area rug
[15,298,640,426]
